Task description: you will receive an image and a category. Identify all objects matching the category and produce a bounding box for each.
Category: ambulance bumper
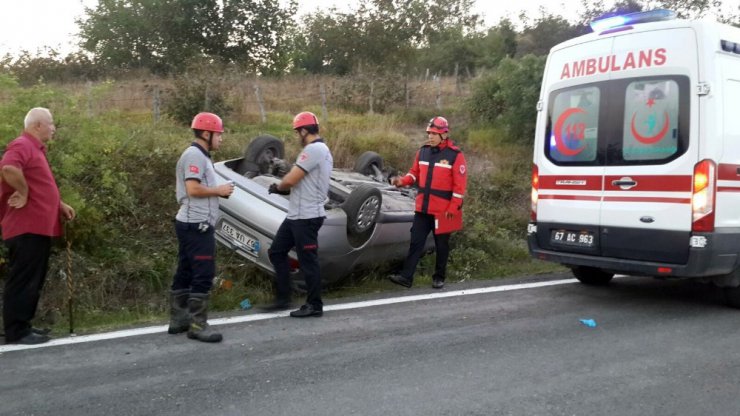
[527,226,740,278]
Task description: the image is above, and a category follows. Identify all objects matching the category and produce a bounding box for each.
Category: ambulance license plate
[221,221,260,257]
[550,229,594,248]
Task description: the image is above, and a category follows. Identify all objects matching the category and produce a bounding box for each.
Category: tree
[78,0,296,74]
[516,10,582,57]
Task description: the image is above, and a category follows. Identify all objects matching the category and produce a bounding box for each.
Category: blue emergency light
[590,9,677,33]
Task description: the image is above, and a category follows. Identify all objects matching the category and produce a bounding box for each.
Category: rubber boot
[168,289,190,334]
[187,293,223,343]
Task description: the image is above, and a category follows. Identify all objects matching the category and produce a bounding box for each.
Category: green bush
[163,67,233,126]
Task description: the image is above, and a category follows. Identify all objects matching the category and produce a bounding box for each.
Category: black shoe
[290,304,323,318]
[432,279,445,289]
[389,274,412,288]
[32,327,52,335]
[259,301,292,312]
[8,332,51,345]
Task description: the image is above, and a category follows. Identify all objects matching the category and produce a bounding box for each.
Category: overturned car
[214,135,432,286]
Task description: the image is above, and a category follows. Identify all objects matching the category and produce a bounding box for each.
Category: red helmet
[293,111,319,130]
[426,116,449,134]
[191,112,224,133]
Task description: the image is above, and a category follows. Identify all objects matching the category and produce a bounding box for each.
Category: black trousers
[3,234,52,343]
[172,220,216,295]
[400,212,450,282]
[269,217,324,309]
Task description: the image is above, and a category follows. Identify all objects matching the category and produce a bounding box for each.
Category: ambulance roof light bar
[590,9,677,33]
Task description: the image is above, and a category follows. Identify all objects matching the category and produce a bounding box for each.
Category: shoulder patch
[459,165,466,175]
[189,165,200,174]
[299,152,309,162]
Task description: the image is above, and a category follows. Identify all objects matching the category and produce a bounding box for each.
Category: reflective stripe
[419,161,430,166]
[435,163,452,169]
[407,173,417,182]
[452,193,464,199]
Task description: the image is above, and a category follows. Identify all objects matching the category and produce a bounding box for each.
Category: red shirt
[0,133,61,240]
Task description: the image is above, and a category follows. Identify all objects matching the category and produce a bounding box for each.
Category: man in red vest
[389,116,467,289]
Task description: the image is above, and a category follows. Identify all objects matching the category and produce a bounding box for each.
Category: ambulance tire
[571,266,614,286]
[722,287,740,309]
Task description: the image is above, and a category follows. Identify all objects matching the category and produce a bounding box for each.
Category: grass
[0,75,562,335]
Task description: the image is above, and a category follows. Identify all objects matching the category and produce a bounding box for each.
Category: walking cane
[64,223,75,335]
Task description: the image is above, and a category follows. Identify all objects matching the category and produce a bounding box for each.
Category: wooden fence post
[86,81,93,117]
[152,86,160,123]
[254,83,266,124]
[435,76,442,110]
[320,81,328,123]
[369,80,375,114]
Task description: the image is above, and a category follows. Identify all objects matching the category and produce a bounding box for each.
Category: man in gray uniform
[169,112,234,342]
[266,111,333,317]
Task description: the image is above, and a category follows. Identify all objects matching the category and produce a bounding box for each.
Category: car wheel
[341,184,382,236]
[571,266,614,286]
[354,151,384,176]
[236,135,284,176]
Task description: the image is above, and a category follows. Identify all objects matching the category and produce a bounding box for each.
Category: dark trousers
[172,221,216,295]
[3,234,52,342]
[269,217,324,309]
[400,212,450,282]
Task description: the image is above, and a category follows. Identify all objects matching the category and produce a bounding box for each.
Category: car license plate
[221,222,260,256]
[550,229,594,248]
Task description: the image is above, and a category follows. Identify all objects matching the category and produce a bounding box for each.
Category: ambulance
[527,10,740,306]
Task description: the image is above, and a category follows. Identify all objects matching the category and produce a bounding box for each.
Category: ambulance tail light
[692,159,716,232]
[531,164,539,221]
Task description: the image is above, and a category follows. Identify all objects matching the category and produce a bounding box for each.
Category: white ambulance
[527,9,740,306]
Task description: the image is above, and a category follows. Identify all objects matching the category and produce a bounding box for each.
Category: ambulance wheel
[571,266,614,286]
[722,286,740,309]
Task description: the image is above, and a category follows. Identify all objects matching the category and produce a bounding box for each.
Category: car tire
[354,151,384,176]
[341,184,382,237]
[236,135,284,176]
[571,266,614,286]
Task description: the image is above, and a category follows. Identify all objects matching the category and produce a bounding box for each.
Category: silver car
[214,135,432,286]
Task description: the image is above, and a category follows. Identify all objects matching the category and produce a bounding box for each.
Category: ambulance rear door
[600,27,698,264]
[534,36,613,257]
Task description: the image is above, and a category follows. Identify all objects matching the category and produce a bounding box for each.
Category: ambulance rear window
[546,86,601,164]
[545,75,689,167]
[622,79,680,161]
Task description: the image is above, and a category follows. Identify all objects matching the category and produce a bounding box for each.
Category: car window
[622,79,680,161]
[546,86,600,164]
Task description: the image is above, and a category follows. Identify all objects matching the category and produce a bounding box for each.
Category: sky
[0,0,584,57]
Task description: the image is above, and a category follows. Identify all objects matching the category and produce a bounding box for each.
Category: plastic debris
[579,318,597,328]
[240,298,252,310]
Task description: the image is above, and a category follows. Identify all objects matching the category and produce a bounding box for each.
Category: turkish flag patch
[299,152,309,162]
[189,165,200,174]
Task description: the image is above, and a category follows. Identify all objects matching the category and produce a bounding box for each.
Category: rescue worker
[263,111,333,317]
[389,116,467,289]
[169,112,234,342]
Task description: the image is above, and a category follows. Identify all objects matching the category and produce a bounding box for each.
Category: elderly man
[1,107,75,345]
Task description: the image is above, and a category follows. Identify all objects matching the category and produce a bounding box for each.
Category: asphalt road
[1,273,739,416]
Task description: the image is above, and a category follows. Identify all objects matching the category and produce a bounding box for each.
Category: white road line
[0,278,578,353]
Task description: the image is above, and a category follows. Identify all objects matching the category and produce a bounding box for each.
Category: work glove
[268,183,290,195]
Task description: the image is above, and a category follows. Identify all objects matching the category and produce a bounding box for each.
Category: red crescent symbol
[631,111,670,144]
[553,107,586,156]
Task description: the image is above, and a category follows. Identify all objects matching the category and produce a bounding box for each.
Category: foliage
[78,0,297,75]
[467,55,545,143]
[163,66,234,126]
[295,0,481,75]
[0,50,101,86]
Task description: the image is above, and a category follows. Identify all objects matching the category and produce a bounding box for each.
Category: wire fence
[1,73,476,124]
